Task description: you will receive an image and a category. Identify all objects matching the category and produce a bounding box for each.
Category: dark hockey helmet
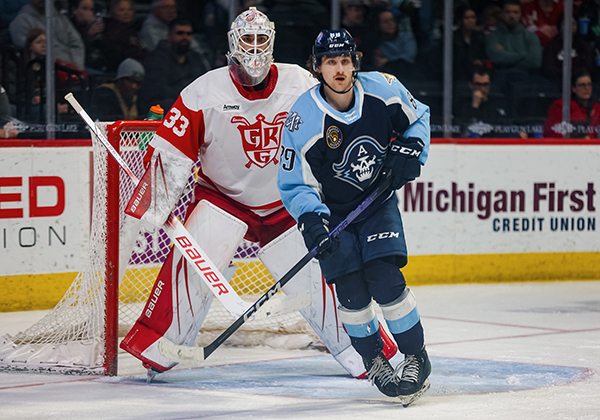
[312,29,361,72]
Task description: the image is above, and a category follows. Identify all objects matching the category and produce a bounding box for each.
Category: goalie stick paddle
[64,93,251,318]
[157,172,394,365]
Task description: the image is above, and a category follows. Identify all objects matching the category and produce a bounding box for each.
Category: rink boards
[0,138,599,311]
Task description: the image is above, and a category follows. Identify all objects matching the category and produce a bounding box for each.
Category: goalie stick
[64,93,251,318]
[157,172,394,365]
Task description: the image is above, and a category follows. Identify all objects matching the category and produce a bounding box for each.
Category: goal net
[0,120,315,375]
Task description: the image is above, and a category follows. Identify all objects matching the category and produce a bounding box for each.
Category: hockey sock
[380,288,425,355]
[338,302,383,360]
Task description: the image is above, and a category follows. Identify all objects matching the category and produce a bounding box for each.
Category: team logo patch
[284,111,303,132]
[332,136,386,191]
[326,126,342,149]
[232,112,287,168]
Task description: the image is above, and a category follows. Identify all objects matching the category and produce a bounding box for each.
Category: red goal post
[0,120,314,376]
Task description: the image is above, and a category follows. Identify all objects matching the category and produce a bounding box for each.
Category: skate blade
[398,378,430,407]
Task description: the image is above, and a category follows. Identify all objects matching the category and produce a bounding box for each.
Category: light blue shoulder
[283,87,324,147]
[357,71,409,102]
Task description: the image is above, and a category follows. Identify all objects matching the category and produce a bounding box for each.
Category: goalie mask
[227,7,275,86]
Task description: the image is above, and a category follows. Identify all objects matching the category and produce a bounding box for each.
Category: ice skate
[363,352,401,397]
[397,347,431,406]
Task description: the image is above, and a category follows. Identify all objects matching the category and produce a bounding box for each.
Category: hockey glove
[383,137,424,190]
[298,212,339,260]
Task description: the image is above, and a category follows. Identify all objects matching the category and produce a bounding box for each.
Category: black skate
[397,347,431,406]
[363,352,401,397]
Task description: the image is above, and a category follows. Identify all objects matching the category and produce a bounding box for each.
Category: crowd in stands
[2,0,600,138]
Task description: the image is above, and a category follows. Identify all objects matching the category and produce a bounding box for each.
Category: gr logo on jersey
[326,126,342,148]
[332,136,386,191]
[232,112,288,168]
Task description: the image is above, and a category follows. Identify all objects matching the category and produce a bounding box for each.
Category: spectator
[70,0,106,71]
[482,4,502,34]
[542,14,594,82]
[453,6,487,81]
[140,0,178,52]
[0,85,18,139]
[91,58,145,120]
[140,0,206,57]
[21,28,72,121]
[23,28,46,116]
[341,0,378,70]
[0,0,29,30]
[521,0,564,46]
[139,18,209,112]
[454,66,510,136]
[9,0,85,69]
[576,0,600,80]
[100,0,145,73]
[372,8,419,80]
[544,71,600,138]
[485,0,542,88]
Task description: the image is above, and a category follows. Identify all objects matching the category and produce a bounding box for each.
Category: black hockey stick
[157,172,394,364]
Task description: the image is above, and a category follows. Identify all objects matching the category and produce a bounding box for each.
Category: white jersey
[149,63,317,216]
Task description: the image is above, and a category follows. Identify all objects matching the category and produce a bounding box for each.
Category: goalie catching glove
[298,212,339,260]
[383,137,424,190]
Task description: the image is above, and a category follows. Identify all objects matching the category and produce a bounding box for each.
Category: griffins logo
[333,136,385,190]
[232,112,287,168]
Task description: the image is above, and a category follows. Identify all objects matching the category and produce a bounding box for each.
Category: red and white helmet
[227,7,275,86]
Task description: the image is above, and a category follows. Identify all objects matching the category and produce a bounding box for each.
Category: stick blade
[157,337,206,364]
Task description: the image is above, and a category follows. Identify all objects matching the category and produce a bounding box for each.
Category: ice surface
[1,281,599,420]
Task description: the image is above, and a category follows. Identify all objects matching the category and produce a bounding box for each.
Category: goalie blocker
[121,187,398,378]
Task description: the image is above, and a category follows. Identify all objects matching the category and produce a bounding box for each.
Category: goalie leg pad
[260,227,367,378]
[121,200,248,371]
[380,288,425,355]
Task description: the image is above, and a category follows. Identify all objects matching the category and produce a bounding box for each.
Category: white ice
[1,281,599,420]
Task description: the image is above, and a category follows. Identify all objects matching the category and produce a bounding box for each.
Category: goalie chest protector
[150,63,317,215]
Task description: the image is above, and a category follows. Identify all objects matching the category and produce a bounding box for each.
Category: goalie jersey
[278,71,431,220]
[146,63,317,216]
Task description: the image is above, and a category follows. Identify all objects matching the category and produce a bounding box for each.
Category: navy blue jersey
[278,71,431,220]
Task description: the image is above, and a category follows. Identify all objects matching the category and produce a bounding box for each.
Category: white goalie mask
[227,7,275,86]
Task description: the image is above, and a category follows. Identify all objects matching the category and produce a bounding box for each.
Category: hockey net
[0,120,314,375]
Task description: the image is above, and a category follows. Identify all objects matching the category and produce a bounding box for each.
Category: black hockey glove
[298,212,339,260]
[383,137,424,190]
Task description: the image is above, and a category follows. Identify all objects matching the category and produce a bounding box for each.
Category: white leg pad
[259,226,366,378]
[122,200,248,371]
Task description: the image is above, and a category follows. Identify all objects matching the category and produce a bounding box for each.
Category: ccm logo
[0,176,65,219]
[367,231,400,242]
[174,236,230,295]
[145,280,164,318]
[390,144,421,157]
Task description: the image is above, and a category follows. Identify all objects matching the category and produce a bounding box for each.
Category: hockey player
[277,29,432,405]
[120,8,397,379]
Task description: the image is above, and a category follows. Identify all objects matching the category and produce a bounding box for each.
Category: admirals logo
[326,126,342,148]
[284,111,303,132]
[232,112,287,168]
[333,136,385,191]
[379,72,397,85]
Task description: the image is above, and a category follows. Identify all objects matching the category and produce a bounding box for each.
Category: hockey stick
[64,93,251,318]
[157,172,394,364]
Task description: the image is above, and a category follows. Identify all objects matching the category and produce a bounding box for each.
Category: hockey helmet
[227,7,275,86]
[312,29,361,72]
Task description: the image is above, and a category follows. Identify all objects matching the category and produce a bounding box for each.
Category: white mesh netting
[0,122,314,375]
